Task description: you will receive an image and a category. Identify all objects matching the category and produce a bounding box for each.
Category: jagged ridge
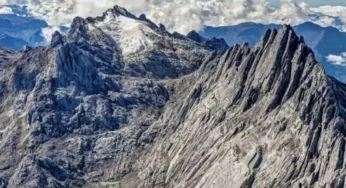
[136,25,346,188]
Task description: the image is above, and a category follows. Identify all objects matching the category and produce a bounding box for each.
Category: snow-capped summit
[62,5,214,79]
[92,6,159,56]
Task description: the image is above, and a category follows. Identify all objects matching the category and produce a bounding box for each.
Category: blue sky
[268,0,346,7]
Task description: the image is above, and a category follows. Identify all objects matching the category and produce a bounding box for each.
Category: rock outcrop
[0,6,346,188]
[187,30,229,51]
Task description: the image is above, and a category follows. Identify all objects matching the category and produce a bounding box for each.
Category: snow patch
[95,14,156,56]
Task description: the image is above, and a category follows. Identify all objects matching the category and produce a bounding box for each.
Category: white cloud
[40,26,65,45]
[311,6,346,31]
[1,0,346,34]
[0,6,13,14]
[326,53,346,66]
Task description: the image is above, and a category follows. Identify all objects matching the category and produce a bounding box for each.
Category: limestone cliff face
[0,6,346,188]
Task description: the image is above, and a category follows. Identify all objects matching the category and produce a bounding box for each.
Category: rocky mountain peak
[205,37,229,51]
[139,14,147,20]
[258,24,301,44]
[108,5,136,18]
[159,23,166,30]
[50,31,64,47]
[187,30,206,43]
[60,5,214,79]
[187,30,229,51]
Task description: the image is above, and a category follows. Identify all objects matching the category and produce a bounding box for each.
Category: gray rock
[0,6,345,188]
[187,30,229,51]
[187,30,206,43]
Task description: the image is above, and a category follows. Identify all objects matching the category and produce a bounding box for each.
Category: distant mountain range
[0,5,67,50]
[199,22,346,82]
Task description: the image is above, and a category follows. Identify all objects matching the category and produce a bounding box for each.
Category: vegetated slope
[0,6,346,188]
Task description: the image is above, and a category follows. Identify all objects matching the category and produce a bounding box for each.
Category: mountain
[1,5,346,188]
[200,22,281,47]
[186,30,229,51]
[200,22,346,82]
[0,35,28,51]
[0,12,48,42]
[0,5,65,50]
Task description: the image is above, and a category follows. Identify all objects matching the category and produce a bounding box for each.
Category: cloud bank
[0,0,346,34]
[326,53,346,66]
[0,6,13,14]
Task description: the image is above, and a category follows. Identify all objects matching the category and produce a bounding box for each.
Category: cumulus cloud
[326,53,346,66]
[0,6,13,14]
[1,0,346,34]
